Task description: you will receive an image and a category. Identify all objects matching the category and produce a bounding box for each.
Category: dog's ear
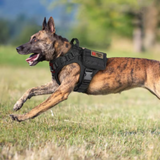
[47,17,56,34]
[42,17,47,30]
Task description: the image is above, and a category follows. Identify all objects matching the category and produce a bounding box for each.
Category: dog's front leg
[13,80,59,111]
[10,63,80,122]
[11,77,77,122]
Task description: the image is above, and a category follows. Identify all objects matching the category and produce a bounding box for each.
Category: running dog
[10,17,160,122]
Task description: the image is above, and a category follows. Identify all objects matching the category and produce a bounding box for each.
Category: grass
[1,45,160,159]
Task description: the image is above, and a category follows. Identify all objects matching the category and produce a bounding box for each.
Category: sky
[0,0,76,25]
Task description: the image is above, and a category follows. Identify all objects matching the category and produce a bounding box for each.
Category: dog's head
[16,17,68,66]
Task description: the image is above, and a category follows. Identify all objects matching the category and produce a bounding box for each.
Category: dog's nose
[16,47,20,52]
[16,46,23,52]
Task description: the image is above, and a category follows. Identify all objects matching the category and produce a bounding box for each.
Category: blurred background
[2,2,160,159]
[1,0,160,53]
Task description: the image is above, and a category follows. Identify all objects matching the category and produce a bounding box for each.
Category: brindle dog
[10,17,160,122]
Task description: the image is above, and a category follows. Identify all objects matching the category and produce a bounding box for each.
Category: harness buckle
[84,68,93,82]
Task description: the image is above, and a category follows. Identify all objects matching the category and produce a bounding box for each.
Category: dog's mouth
[26,53,40,66]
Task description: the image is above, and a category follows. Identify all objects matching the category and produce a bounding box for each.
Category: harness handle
[70,38,79,47]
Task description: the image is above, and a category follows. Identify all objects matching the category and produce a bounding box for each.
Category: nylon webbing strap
[75,68,93,92]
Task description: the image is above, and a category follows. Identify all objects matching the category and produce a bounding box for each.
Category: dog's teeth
[26,53,40,66]
[35,54,40,60]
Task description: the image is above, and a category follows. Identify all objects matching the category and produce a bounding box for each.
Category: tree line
[1,0,160,52]
[0,15,40,46]
[53,0,160,52]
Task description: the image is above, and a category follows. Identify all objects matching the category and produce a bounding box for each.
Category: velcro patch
[91,51,103,59]
[83,49,107,70]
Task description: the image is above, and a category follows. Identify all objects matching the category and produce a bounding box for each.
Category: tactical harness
[49,38,107,93]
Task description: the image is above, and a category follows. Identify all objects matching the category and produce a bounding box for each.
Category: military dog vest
[49,38,107,93]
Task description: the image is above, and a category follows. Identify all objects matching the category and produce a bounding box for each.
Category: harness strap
[49,38,100,93]
[76,68,98,92]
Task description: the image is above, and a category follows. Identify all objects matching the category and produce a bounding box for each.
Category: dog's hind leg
[13,80,59,111]
[144,83,160,100]
[143,72,160,100]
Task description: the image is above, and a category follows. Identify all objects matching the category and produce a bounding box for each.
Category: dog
[10,17,160,122]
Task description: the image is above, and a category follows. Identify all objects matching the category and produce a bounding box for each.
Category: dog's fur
[10,17,160,122]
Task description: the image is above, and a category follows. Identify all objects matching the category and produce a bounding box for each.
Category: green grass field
[1,46,160,159]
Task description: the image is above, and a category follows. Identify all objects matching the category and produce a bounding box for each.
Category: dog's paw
[13,101,23,111]
[10,114,22,122]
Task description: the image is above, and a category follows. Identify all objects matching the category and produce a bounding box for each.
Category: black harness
[49,38,107,93]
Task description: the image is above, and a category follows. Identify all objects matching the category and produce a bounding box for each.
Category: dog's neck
[54,34,72,58]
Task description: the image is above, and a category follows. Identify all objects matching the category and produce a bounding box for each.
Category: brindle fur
[10,17,160,122]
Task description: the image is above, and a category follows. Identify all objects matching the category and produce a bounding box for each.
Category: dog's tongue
[26,54,39,64]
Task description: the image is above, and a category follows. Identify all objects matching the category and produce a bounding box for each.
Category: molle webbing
[49,38,107,93]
